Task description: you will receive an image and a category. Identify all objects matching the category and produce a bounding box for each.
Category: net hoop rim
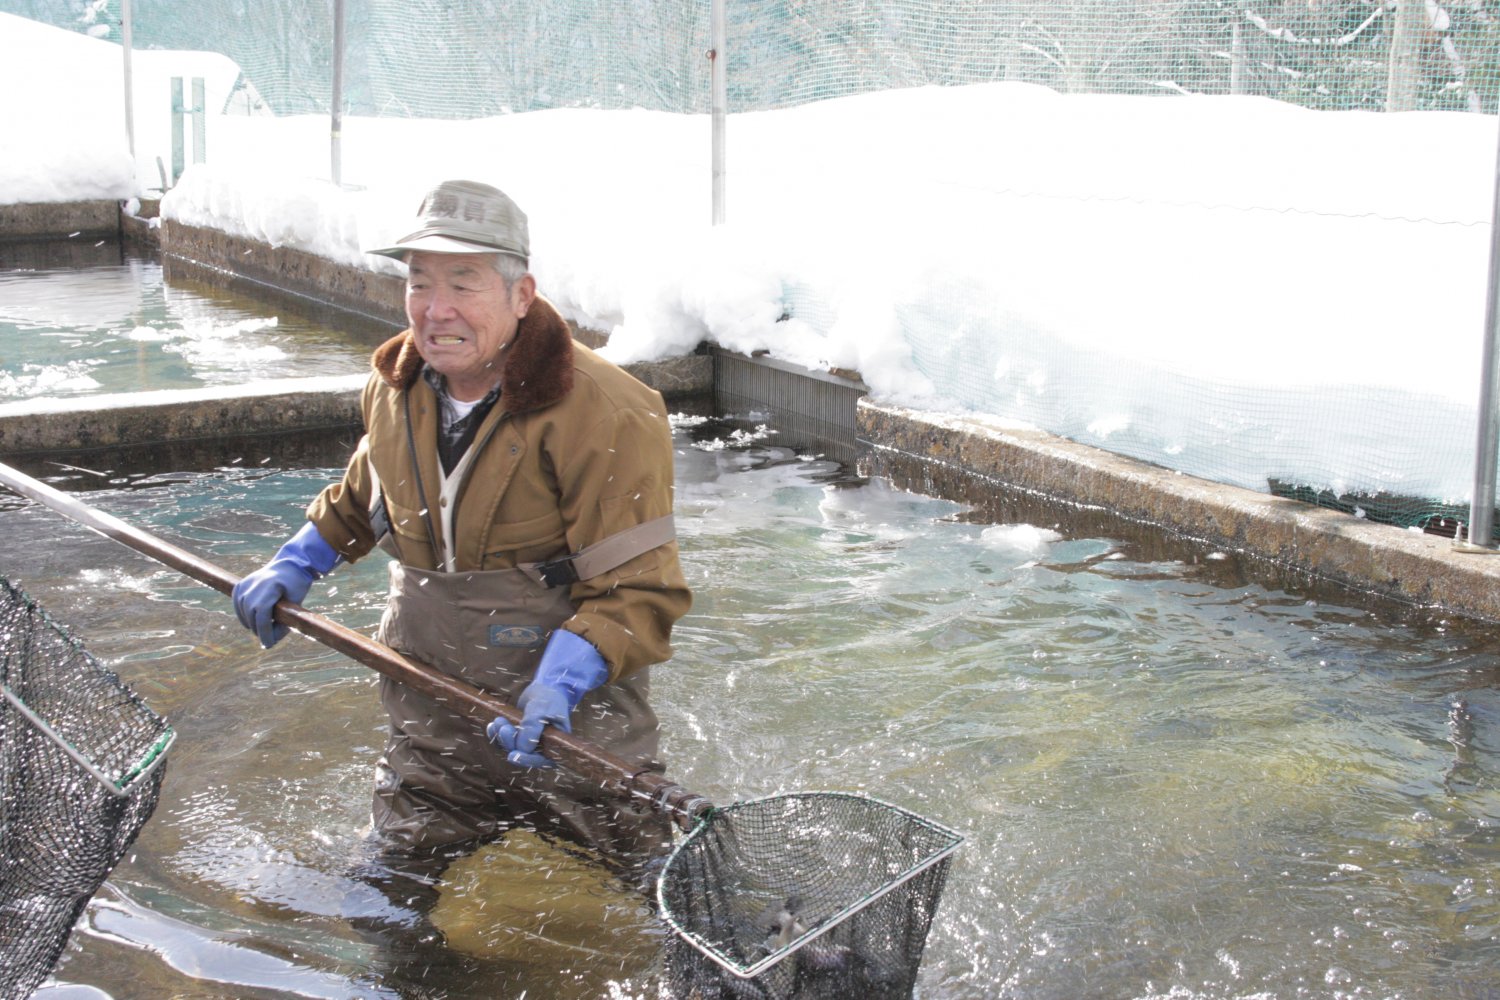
[654,790,964,980]
[1,683,176,798]
[0,580,175,799]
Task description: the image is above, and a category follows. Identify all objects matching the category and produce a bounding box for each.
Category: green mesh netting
[0,579,173,999]
[10,0,1499,117]
[657,792,962,999]
[1268,480,1500,544]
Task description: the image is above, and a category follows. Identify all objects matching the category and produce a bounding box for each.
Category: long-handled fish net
[0,579,174,999]
[0,462,960,999]
[658,792,963,999]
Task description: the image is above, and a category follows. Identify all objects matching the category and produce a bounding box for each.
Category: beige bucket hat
[368,179,529,262]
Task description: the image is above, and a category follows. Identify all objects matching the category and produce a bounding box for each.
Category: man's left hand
[487,629,608,769]
[488,683,570,768]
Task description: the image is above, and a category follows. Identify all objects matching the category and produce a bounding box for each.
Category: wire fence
[10,0,1500,537]
[16,0,1500,117]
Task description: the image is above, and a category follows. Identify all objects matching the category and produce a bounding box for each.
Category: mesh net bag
[657,792,962,1000]
[0,579,174,999]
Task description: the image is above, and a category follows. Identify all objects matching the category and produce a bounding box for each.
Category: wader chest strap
[527,514,676,588]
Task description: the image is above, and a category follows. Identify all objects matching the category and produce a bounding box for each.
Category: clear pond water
[0,244,380,399]
[1,425,1497,1000]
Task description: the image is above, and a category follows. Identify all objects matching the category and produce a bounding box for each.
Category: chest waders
[367,391,676,869]
[373,562,669,865]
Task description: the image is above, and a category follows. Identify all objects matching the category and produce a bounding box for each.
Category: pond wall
[859,403,1500,624]
[0,200,121,242]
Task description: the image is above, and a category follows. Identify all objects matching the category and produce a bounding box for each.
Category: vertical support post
[170,77,206,186]
[710,0,727,225]
[170,77,184,185]
[1386,0,1422,113]
[191,77,206,166]
[331,0,345,187]
[1228,17,1243,96]
[1463,115,1500,550]
[121,0,135,159]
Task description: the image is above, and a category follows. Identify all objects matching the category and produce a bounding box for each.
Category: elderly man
[231,179,691,931]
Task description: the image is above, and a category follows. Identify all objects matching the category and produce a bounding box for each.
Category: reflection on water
[0,249,381,399]
[3,421,1499,998]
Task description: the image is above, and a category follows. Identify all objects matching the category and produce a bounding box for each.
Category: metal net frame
[657,792,962,1000]
[0,579,173,999]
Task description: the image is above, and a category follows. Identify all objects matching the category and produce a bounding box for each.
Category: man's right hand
[232,521,340,648]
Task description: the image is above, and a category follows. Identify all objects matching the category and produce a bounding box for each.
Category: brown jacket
[307,296,691,679]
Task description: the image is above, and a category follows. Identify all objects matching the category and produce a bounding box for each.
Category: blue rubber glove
[232,521,341,648]
[487,629,609,769]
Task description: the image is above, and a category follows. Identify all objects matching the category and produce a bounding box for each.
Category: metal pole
[191,77,205,166]
[1463,113,1500,550]
[121,0,135,159]
[1228,18,1243,96]
[710,0,726,225]
[170,77,184,185]
[331,0,345,187]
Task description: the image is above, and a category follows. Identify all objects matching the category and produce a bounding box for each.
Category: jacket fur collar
[370,295,575,414]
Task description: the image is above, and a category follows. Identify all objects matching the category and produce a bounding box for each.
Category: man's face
[405,251,536,401]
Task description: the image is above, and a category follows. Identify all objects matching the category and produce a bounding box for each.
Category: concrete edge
[0,200,122,242]
[0,357,711,456]
[154,220,712,399]
[160,219,408,330]
[0,380,367,454]
[857,400,1500,622]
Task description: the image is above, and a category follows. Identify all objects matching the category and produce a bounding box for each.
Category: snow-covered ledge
[0,376,366,454]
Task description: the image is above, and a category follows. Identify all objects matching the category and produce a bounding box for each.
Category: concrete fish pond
[3,231,1499,998]
[0,425,1497,998]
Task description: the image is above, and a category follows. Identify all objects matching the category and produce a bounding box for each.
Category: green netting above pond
[10,0,1498,117]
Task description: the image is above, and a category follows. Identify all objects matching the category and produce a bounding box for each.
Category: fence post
[1386,0,1422,112]
[170,77,183,184]
[191,78,205,165]
[169,77,206,186]
[121,0,134,159]
[331,0,345,187]
[710,0,726,225]
[1462,116,1500,551]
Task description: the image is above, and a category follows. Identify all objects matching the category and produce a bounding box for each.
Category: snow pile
[0,15,134,202]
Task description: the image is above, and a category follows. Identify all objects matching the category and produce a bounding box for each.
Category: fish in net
[0,579,174,999]
[656,792,962,1000]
